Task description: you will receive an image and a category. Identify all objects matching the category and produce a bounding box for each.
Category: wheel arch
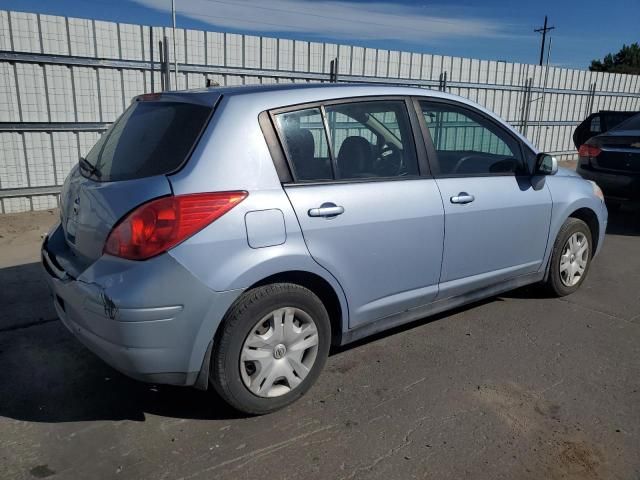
[568,207,600,255]
[194,268,348,390]
[542,198,603,282]
[246,270,346,347]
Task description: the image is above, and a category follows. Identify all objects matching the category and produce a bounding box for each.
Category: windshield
[82,101,212,182]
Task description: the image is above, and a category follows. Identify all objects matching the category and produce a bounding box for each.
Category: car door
[416,98,552,299]
[272,98,444,329]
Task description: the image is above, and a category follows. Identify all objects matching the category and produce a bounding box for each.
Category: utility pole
[535,37,553,146]
[534,15,555,66]
[171,0,178,89]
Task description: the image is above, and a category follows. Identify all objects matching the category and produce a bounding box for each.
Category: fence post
[586,82,597,116]
[520,77,533,138]
[162,35,171,91]
[159,40,165,91]
[329,58,338,83]
[149,27,154,93]
[438,71,447,91]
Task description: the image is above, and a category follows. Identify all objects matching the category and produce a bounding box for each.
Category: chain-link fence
[1,9,639,213]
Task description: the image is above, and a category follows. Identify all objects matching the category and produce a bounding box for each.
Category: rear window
[602,112,636,130]
[610,113,640,132]
[82,101,212,181]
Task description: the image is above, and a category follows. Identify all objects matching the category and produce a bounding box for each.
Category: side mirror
[535,153,558,175]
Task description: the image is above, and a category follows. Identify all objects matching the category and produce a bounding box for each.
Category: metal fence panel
[1,8,639,213]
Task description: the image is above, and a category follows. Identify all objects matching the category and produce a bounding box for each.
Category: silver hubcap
[240,307,319,398]
[559,232,589,287]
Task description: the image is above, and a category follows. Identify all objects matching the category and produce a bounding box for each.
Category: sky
[0,0,637,69]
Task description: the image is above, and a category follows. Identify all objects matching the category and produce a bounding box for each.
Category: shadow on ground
[0,315,243,423]
[605,205,640,236]
[0,262,56,331]
[0,261,244,423]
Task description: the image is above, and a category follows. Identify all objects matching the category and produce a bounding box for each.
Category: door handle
[450,192,475,204]
[308,203,344,218]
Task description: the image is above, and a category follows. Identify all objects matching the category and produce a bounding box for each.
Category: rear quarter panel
[167,95,350,334]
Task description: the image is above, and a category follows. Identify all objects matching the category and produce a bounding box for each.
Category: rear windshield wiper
[79,157,101,178]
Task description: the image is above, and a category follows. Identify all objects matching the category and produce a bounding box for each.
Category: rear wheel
[210,283,331,415]
[545,218,593,296]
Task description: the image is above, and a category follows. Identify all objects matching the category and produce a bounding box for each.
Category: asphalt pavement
[0,206,638,480]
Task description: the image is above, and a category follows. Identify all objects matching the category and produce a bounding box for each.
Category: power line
[534,15,555,66]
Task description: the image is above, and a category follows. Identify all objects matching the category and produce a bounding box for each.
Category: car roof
[163,82,494,120]
[175,82,462,103]
[144,83,538,153]
[597,110,639,115]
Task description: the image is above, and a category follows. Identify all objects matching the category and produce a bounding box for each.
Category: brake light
[137,93,162,102]
[104,191,248,260]
[578,144,601,157]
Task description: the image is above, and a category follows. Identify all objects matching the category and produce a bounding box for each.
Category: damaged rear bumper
[41,224,242,386]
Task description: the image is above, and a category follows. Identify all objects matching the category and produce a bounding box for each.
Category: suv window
[420,101,524,176]
[83,101,212,182]
[275,108,333,181]
[274,100,418,182]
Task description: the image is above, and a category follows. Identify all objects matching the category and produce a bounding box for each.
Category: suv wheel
[546,218,593,296]
[210,283,331,414]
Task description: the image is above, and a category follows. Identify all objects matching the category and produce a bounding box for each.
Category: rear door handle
[308,203,344,218]
[450,192,475,204]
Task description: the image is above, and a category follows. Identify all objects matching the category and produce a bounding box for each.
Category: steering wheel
[452,155,480,174]
[375,143,404,176]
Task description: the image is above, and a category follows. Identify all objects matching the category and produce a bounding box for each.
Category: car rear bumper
[577,165,640,202]
[42,225,242,386]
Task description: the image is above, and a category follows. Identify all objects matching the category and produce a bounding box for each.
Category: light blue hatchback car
[42,84,607,414]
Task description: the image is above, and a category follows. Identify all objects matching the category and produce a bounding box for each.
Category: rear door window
[274,99,418,182]
[82,101,212,182]
[325,101,418,180]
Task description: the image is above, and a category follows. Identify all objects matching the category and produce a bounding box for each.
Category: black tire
[210,283,331,415]
[545,218,593,296]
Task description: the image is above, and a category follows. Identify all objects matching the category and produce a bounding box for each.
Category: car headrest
[337,136,373,178]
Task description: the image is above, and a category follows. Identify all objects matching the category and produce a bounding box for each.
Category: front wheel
[545,218,593,296]
[210,283,331,415]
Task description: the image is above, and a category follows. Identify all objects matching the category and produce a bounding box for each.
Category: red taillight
[104,191,248,260]
[137,93,162,102]
[578,144,601,157]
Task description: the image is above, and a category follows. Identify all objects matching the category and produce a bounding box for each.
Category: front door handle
[308,203,344,218]
[450,192,475,204]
